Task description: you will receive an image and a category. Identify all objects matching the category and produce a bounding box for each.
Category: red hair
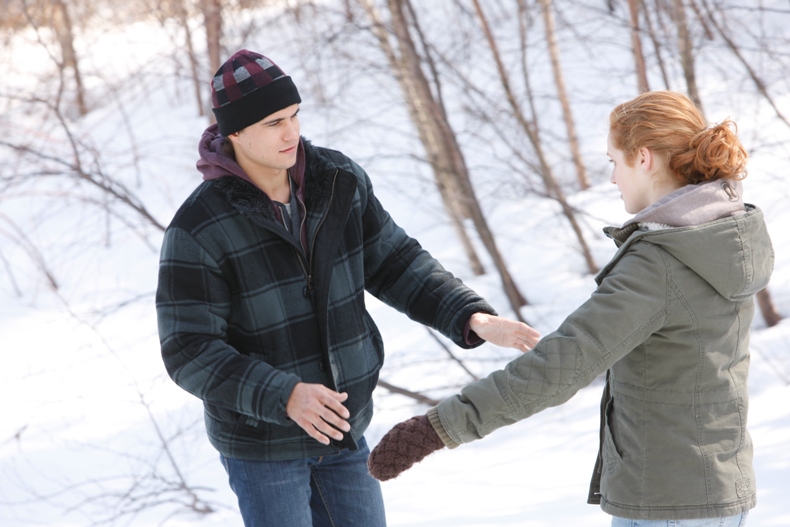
[609,91,748,185]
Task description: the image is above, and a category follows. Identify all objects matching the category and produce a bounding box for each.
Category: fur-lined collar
[213,138,338,220]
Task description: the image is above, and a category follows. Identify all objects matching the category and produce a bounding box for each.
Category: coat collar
[213,138,341,221]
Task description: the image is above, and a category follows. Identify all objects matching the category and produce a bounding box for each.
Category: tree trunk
[642,0,671,89]
[756,288,783,328]
[671,0,704,112]
[538,0,589,190]
[176,0,205,117]
[473,0,598,276]
[359,0,531,315]
[52,0,87,116]
[202,0,222,124]
[627,0,651,93]
[358,0,484,276]
[391,0,529,311]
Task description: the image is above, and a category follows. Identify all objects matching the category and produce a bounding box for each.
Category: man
[156,49,539,526]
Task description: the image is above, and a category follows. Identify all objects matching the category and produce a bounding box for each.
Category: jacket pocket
[206,402,265,432]
[364,311,385,368]
[603,396,623,467]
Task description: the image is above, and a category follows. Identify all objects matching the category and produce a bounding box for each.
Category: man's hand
[286,382,350,445]
[470,312,541,353]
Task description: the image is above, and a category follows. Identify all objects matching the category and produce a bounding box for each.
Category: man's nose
[284,119,300,140]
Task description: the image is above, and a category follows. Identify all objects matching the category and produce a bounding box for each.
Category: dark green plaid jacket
[156,141,494,461]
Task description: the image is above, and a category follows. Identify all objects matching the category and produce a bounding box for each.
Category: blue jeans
[611,512,748,527]
[219,436,386,527]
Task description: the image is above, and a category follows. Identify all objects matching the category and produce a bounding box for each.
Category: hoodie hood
[626,179,745,229]
[196,123,306,189]
[197,123,255,185]
[604,180,774,301]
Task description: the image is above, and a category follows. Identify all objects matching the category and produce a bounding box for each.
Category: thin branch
[698,0,790,129]
[377,379,441,406]
[426,328,480,381]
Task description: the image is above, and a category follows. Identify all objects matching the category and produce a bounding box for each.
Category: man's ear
[225,132,239,146]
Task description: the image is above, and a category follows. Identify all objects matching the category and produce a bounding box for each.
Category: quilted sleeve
[435,243,669,447]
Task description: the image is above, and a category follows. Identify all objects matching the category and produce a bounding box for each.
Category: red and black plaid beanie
[211,50,301,137]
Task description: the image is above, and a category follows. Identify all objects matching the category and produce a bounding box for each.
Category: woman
[367,91,774,526]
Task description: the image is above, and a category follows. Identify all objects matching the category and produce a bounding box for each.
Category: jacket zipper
[295,169,339,297]
[281,169,352,449]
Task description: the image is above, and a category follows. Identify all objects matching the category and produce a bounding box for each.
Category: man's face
[229,104,300,179]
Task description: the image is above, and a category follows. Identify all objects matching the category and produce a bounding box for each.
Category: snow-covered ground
[2,4,789,526]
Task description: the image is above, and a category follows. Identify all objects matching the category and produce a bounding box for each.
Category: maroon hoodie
[196,123,308,250]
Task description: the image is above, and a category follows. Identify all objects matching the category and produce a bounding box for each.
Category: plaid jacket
[156,140,494,461]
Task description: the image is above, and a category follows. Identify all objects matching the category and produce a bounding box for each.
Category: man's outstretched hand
[367,415,445,481]
[470,313,541,353]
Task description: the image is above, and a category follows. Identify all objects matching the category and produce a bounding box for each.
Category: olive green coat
[428,182,773,520]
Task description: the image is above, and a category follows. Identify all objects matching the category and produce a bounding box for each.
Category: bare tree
[178,0,206,117]
[470,0,598,275]
[51,0,88,115]
[641,0,672,89]
[0,85,168,301]
[13,0,89,116]
[202,0,223,123]
[670,0,704,112]
[3,3,788,524]
[695,0,790,129]
[537,0,589,190]
[756,288,783,328]
[357,0,484,276]
[627,0,651,93]
[357,0,530,316]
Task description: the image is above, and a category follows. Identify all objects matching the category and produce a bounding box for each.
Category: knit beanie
[211,50,302,137]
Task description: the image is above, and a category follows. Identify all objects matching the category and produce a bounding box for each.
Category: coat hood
[604,180,774,301]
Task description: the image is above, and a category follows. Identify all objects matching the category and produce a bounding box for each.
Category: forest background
[1,0,789,526]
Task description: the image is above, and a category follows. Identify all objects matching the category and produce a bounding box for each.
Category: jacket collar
[211,138,339,221]
[626,178,744,229]
[608,179,746,245]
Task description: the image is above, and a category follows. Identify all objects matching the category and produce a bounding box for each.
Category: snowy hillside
[1,2,789,526]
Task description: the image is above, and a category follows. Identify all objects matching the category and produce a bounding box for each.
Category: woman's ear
[638,147,653,173]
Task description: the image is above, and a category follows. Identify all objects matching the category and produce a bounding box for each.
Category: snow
[1,3,789,526]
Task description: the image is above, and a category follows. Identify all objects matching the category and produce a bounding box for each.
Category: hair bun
[683,120,747,184]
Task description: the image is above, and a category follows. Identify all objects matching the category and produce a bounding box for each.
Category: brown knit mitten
[367,414,445,481]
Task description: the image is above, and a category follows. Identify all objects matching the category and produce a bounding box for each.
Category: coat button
[303,286,310,298]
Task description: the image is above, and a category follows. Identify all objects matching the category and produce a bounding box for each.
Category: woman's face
[607,133,655,214]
